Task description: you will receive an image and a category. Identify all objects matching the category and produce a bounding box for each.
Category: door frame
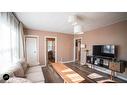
[73,37,82,62]
[24,35,40,65]
[44,36,57,66]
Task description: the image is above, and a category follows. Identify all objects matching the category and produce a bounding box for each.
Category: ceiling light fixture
[68,15,78,25]
[74,24,83,34]
[68,15,84,34]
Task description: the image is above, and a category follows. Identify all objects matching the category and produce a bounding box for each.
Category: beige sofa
[12,60,45,83]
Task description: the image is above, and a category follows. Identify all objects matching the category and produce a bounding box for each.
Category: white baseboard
[40,65,46,67]
[61,60,75,64]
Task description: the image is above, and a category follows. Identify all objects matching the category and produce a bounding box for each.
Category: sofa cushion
[26,66,42,74]
[6,77,32,83]
[26,72,45,83]
[19,59,28,73]
[13,63,25,78]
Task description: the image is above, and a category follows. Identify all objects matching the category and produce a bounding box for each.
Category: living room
[0,12,127,83]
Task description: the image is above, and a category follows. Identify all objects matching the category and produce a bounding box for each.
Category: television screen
[102,45,115,54]
[93,45,117,58]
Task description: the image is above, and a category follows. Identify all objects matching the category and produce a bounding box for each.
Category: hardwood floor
[42,63,127,83]
[65,63,126,83]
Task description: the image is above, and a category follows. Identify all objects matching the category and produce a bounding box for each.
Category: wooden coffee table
[51,62,85,83]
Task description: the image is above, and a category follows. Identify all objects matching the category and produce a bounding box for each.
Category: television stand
[86,55,126,80]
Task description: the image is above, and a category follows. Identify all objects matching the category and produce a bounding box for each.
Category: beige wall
[74,20,127,79]
[24,29,74,65]
[24,20,127,66]
[76,20,127,61]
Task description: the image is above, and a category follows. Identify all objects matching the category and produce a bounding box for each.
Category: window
[0,13,22,74]
[48,41,54,51]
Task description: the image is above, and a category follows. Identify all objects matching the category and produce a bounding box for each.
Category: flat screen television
[93,45,117,58]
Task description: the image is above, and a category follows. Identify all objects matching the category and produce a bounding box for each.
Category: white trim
[40,65,47,68]
[44,36,57,66]
[24,35,40,65]
[73,37,82,64]
[24,35,39,38]
[61,60,75,64]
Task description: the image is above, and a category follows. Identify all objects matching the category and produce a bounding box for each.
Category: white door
[25,37,39,66]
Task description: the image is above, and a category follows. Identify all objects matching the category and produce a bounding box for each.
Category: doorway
[75,39,81,64]
[25,36,39,66]
[45,37,57,65]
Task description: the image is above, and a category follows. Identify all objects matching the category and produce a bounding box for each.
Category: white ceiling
[15,12,127,34]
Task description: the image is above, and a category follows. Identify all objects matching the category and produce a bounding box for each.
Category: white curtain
[19,22,25,60]
[0,12,24,74]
